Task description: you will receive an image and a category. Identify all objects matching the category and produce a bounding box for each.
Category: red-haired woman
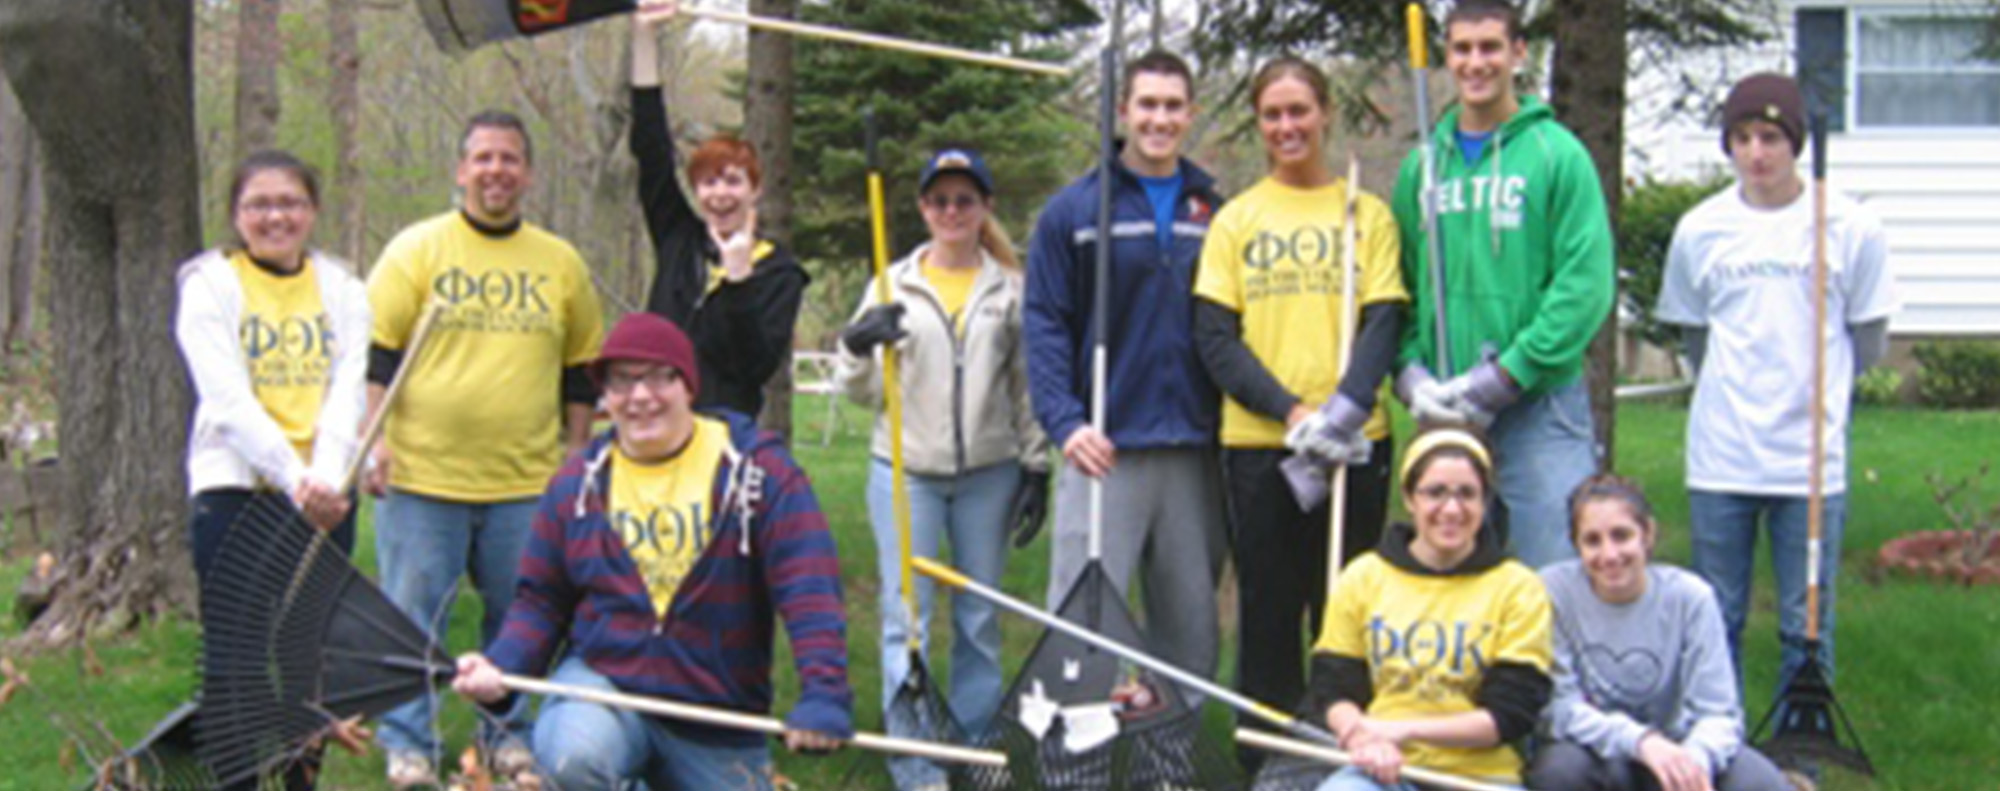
[631,0,808,421]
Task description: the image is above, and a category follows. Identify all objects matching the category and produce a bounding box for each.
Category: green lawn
[2,401,1995,790]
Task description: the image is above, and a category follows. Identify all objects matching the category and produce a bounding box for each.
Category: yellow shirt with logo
[611,416,730,614]
[1193,177,1408,447]
[368,213,605,500]
[233,252,332,462]
[920,260,979,333]
[1313,553,1553,781]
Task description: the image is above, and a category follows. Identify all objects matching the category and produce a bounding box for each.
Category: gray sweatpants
[1044,447,1227,701]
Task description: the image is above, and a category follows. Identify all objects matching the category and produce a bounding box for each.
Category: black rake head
[1752,651,1874,777]
[196,495,453,786]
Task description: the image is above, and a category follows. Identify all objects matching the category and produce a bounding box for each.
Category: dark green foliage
[1190,0,1774,129]
[1914,340,2000,409]
[789,0,1097,314]
[1616,176,1728,348]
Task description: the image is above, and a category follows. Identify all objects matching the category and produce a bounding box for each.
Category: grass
[2,400,1996,790]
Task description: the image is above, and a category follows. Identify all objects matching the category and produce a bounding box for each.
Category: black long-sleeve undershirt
[1194,299,1404,420]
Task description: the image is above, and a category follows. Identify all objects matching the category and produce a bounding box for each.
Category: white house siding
[1624,1,2000,336]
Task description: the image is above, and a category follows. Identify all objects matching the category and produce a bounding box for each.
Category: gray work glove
[1279,394,1373,511]
[1397,365,1470,426]
[1438,361,1520,429]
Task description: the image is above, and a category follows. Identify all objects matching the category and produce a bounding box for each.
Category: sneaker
[490,740,535,778]
[386,751,437,789]
[1782,768,1819,791]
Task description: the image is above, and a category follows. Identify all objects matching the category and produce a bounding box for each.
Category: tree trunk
[1550,0,1626,472]
[745,0,797,443]
[235,0,282,160]
[0,67,40,352]
[326,0,364,265]
[0,0,201,646]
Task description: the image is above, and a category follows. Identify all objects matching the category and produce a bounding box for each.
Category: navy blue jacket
[1024,158,1224,450]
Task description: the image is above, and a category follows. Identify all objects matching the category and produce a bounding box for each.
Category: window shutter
[1796,8,1848,131]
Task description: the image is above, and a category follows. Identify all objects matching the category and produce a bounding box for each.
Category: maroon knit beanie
[591,312,699,399]
[1721,73,1806,156]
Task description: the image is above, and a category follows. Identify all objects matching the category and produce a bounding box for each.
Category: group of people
[173,0,1893,789]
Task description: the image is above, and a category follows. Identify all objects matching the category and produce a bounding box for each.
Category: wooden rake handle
[1236,728,1515,791]
[499,674,1006,767]
[680,6,1069,77]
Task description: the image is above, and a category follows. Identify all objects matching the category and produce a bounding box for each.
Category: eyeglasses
[603,367,680,396]
[1413,484,1483,505]
[921,193,983,212]
[239,197,314,216]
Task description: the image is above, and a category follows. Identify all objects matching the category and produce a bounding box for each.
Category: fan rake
[194,491,1002,787]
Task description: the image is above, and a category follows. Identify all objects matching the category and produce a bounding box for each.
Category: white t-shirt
[1654,184,1896,496]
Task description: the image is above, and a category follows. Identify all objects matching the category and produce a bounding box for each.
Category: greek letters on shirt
[1368,615,1497,703]
[240,312,334,390]
[613,499,709,597]
[1432,174,1529,229]
[429,267,558,335]
[1237,224,1355,301]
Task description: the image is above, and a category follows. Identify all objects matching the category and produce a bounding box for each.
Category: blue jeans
[1313,765,1520,791]
[1489,378,1599,569]
[374,489,537,756]
[868,458,1016,789]
[1689,489,1845,693]
[534,657,773,791]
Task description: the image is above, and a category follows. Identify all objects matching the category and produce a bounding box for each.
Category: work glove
[1438,361,1520,429]
[1280,394,1373,511]
[1007,469,1052,548]
[1397,365,1470,427]
[841,303,907,356]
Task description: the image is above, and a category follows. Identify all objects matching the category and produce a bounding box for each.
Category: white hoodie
[175,249,371,496]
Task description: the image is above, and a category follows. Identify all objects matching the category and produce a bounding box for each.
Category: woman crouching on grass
[1302,426,1552,790]
[1527,476,1791,791]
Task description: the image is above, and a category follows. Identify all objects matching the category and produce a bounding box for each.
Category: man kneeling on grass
[453,312,851,790]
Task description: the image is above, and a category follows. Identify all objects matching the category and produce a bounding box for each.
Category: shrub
[1617,176,1732,348]
[1856,367,1906,407]
[1914,340,2000,409]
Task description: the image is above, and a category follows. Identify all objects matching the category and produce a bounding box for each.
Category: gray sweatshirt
[1539,561,1743,775]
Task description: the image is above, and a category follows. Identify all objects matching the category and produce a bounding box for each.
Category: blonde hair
[979,213,1020,270]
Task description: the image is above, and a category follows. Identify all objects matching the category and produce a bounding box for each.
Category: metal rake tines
[962,565,1245,791]
[195,495,371,786]
[1753,655,1874,776]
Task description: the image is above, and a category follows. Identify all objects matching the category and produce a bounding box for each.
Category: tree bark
[745,0,797,443]
[1550,0,1626,472]
[327,0,364,265]
[0,0,201,645]
[0,68,40,352]
[235,0,282,160]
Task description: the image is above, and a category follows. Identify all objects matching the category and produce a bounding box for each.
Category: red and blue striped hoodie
[485,410,853,745]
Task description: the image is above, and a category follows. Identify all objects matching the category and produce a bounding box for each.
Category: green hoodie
[1392,95,1614,394]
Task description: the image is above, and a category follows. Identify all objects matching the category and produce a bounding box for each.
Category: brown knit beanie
[1721,73,1806,156]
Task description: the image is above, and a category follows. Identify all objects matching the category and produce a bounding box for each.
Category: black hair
[1567,474,1659,545]
[1445,0,1525,42]
[460,109,534,164]
[1122,49,1195,103]
[228,149,321,216]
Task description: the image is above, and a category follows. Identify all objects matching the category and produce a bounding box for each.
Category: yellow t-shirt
[1313,553,1553,781]
[233,252,332,462]
[920,259,980,333]
[368,213,605,500]
[1193,177,1408,447]
[610,416,730,614]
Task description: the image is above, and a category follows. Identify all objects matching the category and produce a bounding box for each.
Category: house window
[1852,9,2000,128]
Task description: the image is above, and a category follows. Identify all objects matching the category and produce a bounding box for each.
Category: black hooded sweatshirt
[632,86,809,419]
